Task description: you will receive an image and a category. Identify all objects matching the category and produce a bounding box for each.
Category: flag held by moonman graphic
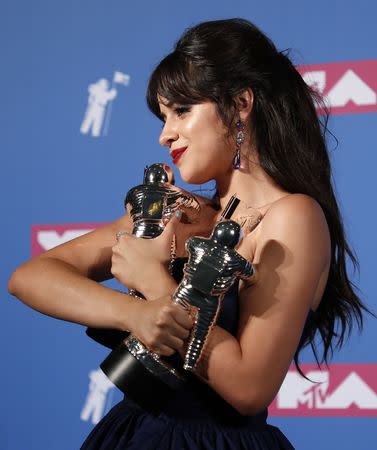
[113,71,131,86]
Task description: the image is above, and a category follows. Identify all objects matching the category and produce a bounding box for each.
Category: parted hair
[146,18,371,375]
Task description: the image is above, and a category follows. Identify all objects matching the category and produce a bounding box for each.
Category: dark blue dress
[82,270,314,449]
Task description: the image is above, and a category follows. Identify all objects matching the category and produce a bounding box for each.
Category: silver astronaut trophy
[100,163,202,409]
[86,163,200,348]
[124,163,201,298]
[126,163,200,240]
[174,220,254,371]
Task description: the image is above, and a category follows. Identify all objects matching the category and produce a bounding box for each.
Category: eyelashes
[175,106,191,116]
[160,105,192,128]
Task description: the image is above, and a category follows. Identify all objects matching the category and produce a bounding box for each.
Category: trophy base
[101,339,186,412]
[86,327,129,349]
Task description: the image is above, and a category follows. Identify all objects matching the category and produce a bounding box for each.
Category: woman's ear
[234,88,254,121]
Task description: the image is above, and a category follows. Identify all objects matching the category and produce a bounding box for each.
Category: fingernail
[175,210,182,219]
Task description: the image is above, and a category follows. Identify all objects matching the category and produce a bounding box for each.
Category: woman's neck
[215,153,289,213]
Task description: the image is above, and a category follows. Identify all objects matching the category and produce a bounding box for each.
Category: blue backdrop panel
[1,1,376,449]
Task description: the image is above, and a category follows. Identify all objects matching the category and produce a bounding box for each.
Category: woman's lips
[170,147,187,165]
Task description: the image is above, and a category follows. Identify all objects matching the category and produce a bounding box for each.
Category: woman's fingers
[163,209,182,231]
[151,344,176,357]
[155,302,193,328]
[132,297,195,357]
[161,334,185,352]
[165,321,191,341]
[172,304,195,329]
[160,209,182,253]
[146,332,185,356]
[155,306,192,340]
[148,314,192,355]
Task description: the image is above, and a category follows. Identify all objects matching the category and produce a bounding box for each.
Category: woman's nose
[159,121,178,147]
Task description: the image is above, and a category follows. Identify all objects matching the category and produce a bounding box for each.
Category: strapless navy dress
[82,262,314,449]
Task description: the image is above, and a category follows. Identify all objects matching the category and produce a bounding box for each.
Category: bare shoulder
[264,193,327,227]
[239,194,329,261]
[251,193,331,277]
[259,194,330,247]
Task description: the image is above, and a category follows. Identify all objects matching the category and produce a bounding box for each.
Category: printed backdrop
[2,1,377,449]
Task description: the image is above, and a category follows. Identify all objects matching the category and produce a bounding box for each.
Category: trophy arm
[86,327,129,349]
[184,295,221,371]
[174,280,221,372]
[238,259,254,280]
[166,188,201,223]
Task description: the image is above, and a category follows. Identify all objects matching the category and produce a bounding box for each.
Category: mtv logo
[269,364,377,417]
[298,60,377,114]
[31,223,106,256]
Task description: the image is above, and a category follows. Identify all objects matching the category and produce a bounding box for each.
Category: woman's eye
[175,106,191,116]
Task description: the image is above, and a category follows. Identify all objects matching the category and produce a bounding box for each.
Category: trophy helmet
[212,220,242,247]
[143,163,175,185]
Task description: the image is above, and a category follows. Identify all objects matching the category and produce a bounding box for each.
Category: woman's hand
[111,211,182,298]
[130,295,194,356]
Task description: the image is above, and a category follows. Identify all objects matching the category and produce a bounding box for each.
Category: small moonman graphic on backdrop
[80,71,130,137]
[80,368,115,424]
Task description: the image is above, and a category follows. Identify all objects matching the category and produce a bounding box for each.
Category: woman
[9,18,368,449]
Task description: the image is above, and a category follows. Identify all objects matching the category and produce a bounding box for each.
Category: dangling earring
[233,119,245,169]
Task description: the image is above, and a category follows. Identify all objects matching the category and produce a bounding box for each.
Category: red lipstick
[170,147,187,165]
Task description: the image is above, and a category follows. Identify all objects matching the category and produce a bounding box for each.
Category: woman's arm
[190,194,331,415]
[8,212,193,350]
[8,214,141,331]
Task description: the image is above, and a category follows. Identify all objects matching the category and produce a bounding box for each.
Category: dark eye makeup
[159,105,191,126]
[175,106,191,116]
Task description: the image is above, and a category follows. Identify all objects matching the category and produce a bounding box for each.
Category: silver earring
[233,119,245,169]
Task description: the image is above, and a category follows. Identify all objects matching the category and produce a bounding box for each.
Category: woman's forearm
[178,325,247,412]
[192,326,242,385]
[141,268,178,300]
[8,256,140,331]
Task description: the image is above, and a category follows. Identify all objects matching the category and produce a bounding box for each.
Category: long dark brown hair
[146,18,372,375]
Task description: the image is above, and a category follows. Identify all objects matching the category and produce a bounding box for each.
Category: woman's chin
[179,169,211,185]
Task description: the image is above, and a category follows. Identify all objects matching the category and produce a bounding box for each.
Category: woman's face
[158,97,234,184]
